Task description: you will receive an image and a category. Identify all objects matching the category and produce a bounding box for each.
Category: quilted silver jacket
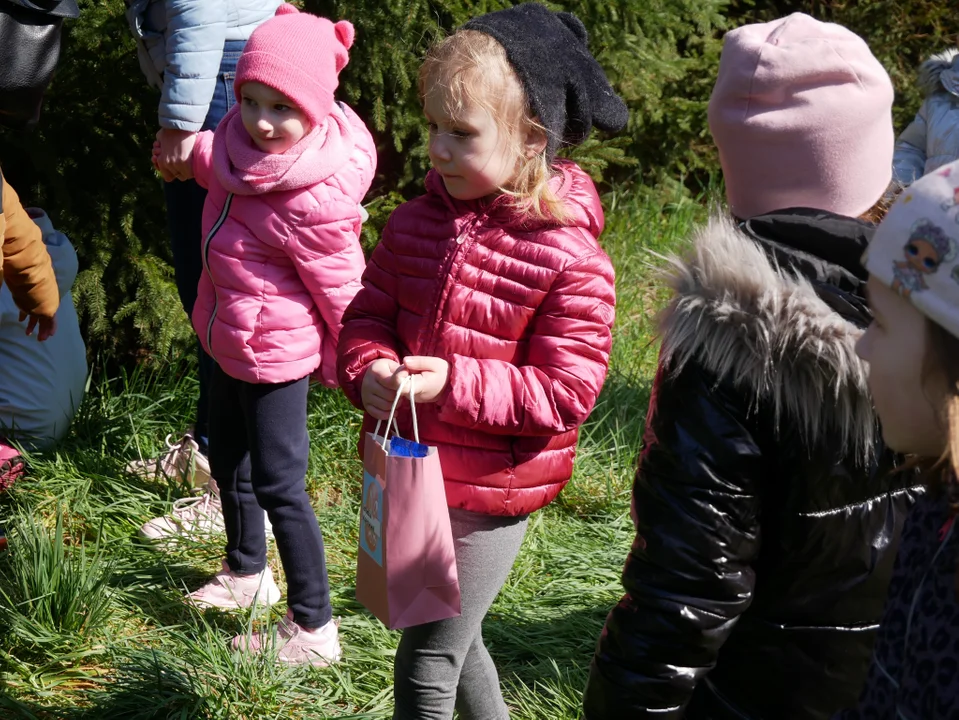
[125,0,282,131]
[893,49,959,187]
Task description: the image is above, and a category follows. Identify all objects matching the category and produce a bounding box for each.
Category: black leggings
[208,366,331,628]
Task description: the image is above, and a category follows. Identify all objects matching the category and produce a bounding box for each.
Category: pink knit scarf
[212,104,355,195]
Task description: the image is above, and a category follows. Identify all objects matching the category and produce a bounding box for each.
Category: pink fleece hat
[234,3,354,127]
[708,13,894,220]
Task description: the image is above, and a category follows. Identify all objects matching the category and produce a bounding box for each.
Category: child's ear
[523,123,548,159]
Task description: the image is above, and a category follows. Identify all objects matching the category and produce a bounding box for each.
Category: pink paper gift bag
[356,377,461,629]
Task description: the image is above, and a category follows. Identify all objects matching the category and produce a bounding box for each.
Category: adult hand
[402,356,450,404]
[19,311,57,341]
[155,127,197,181]
[361,358,407,420]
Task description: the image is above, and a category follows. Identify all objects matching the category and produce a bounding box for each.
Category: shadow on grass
[488,605,609,678]
[556,370,651,518]
[73,650,215,720]
[589,371,652,454]
[0,650,215,720]
[107,545,255,640]
[0,442,200,550]
[483,605,614,717]
[0,693,68,720]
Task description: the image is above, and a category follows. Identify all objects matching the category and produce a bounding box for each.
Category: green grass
[0,187,704,719]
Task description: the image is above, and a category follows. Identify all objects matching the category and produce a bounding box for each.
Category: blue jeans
[162,40,244,456]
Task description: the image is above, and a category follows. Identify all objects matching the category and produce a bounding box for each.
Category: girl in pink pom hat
[151,2,376,666]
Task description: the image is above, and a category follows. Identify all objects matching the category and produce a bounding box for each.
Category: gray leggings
[393,507,529,720]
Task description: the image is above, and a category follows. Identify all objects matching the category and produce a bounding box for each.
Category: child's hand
[151,140,174,181]
[402,356,450,403]
[19,311,57,342]
[362,358,406,420]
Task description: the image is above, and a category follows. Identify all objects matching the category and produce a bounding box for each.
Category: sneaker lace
[157,434,195,477]
[171,492,219,528]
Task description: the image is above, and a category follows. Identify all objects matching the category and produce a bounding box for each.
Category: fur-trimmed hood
[657,215,876,461]
[919,48,959,97]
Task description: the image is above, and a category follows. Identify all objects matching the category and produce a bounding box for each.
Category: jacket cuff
[343,363,371,410]
[159,117,204,133]
[436,354,479,427]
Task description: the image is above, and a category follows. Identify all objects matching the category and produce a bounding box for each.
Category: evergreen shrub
[0,0,950,359]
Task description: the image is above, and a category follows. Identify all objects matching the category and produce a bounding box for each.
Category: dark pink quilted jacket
[337,161,616,516]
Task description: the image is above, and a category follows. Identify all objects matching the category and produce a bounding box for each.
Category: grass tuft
[0,510,115,662]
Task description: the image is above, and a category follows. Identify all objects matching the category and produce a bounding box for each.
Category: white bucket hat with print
[865,159,959,339]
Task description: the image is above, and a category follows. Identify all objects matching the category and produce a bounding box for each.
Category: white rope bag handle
[374,375,420,450]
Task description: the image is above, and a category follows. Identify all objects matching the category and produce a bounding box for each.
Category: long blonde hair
[418,30,571,222]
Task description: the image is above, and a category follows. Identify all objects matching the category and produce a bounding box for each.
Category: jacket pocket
[222,71,236,112]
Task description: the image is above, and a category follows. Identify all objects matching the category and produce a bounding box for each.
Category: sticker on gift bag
[360,470,383,566]
[389,435,429,458]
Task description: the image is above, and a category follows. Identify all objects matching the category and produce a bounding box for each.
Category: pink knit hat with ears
[708,13,894,220]
[234,3,354,127]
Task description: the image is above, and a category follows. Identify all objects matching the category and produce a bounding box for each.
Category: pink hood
[192,101,376,385]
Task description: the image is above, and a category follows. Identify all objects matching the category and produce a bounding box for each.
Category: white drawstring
[374,375,420,450]
[409,376,420,443]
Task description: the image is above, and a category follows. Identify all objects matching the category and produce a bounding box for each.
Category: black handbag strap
[2,0,79,19]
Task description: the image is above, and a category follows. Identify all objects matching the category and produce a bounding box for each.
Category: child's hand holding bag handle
[356,376,462,629]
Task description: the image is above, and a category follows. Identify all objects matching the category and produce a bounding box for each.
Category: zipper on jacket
[422,213,485,356]
[202,193,234,363]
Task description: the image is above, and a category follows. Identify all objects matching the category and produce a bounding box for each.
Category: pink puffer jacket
[338,161,616,516]
[191,102,375,385]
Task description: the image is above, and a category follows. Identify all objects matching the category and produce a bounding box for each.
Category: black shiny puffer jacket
[584,210,923,720]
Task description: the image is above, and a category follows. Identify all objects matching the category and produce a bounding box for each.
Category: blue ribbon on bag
[376,375,430,457]
[390,436,428,457]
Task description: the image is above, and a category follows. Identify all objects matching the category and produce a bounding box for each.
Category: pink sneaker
[232,610,342,667]
[0,441,25,492]
[187,560,281,611]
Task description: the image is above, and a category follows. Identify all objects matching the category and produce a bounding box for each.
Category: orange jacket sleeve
[0,171,58,318]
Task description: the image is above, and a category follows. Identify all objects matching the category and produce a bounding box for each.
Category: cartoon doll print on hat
[892,219,958,297]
